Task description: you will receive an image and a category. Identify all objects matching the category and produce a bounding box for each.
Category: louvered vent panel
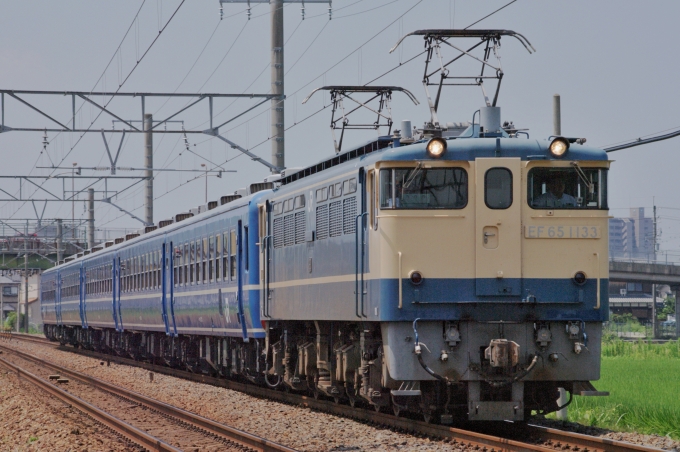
[330,201,343,237]
[295,212,306,244]
[273,218,284,248]
[284,214,295,246]
[316,205,329,240]
[343,197,357,234]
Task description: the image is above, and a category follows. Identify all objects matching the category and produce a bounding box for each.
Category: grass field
[562,340,680,439]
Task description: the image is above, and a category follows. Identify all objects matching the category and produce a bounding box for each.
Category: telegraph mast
[219,0,332,172]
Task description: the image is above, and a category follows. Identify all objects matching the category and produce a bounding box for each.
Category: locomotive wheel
[422,411,432,423]
[392,404,401,417]
[373,404,382,413]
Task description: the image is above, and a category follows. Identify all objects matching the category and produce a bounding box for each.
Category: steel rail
[0,355,181,452]
[0,343,296,452]
[7,335,665,452]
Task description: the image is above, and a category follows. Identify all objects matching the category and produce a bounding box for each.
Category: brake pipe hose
[413,319,454,385]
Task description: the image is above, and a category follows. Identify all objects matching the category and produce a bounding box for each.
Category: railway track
[4,334,666,452]
[0,340,296,452]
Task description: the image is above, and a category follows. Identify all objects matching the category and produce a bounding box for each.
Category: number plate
[525,225,601,239]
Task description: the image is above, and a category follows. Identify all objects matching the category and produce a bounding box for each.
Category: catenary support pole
[144,113,153,224]
[56,218,63,262]
[271,0,285,173]
[87,188,95,249]
[19,221,27,333]
[652,283,657,339]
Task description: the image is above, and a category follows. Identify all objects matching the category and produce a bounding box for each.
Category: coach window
[485,168,513,209]
[184,243,189,286]
[202,237,208,282]
[194,240,200,284]
[214,235,221,282]
[144,254,149,290]
[230,230,237,279]
[188,242,194,284]
[244,226,249,271]
[222,233,229,281]
[172,246,178,287]
[208,236,215,282]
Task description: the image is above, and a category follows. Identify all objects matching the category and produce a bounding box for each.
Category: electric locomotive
[41,29,609,422]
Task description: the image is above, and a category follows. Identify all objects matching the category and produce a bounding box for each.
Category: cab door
[475,158,522,297]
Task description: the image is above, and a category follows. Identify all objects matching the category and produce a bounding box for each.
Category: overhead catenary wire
[100,0,523,228]
[6,0,187,223]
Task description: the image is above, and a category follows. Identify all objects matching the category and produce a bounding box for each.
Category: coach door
[475,158,522,297]
[236,220,249,342]
[258,203,271,319]
[112,256,122,332]
[56,269,63,326]
[161,241,177,336]
[79,264,88,329]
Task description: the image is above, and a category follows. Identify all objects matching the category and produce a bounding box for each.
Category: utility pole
[201,163,208,203]
[56,219,63,262]
[19,221,27,333]
[652,203,658,339]
[271,0,285,172]
[144,113,154,225]
[219,0,330,173]
[87,188,95,249]
[72,162,77,238]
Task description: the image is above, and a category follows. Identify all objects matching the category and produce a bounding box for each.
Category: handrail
[398,252,403,309]
[355,213,368,318]
[261,234,272,318]
[593,252,600,310]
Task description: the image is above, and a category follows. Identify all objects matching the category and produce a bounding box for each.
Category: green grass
[564,340,680,439]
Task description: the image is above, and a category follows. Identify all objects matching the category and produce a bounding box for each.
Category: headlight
[426,137,446,158]
[549,137,569,157]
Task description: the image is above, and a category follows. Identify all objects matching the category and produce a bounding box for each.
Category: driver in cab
[533,174,577,208]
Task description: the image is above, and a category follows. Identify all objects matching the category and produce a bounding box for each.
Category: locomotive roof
[279,134,608,186]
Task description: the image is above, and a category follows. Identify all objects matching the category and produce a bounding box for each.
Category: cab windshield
[380,167,467,209]
[528,167,607,210]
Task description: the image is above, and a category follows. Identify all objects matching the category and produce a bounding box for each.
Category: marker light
[573,271,587,285]
[549,137,569,158]
[409,270,423,285]
[426,137,447,158]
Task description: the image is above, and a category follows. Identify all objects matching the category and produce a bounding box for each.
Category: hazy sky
[1,1,679,256]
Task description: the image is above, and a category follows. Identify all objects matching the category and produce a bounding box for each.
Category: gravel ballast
[0,363,136,451]
[5,339,680,451]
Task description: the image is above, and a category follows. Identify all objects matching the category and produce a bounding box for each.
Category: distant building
[0,276,20,322]
[609,208,655,260]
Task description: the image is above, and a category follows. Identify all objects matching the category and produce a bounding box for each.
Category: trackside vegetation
[563,339,680,439]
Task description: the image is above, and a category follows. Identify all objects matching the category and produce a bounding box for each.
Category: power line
[464,0,517,30]
[6,0,187,222]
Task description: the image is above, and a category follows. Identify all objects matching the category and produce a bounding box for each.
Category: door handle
[483,231,496,244]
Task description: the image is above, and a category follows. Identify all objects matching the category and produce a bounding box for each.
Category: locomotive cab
[371,135,610,421]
